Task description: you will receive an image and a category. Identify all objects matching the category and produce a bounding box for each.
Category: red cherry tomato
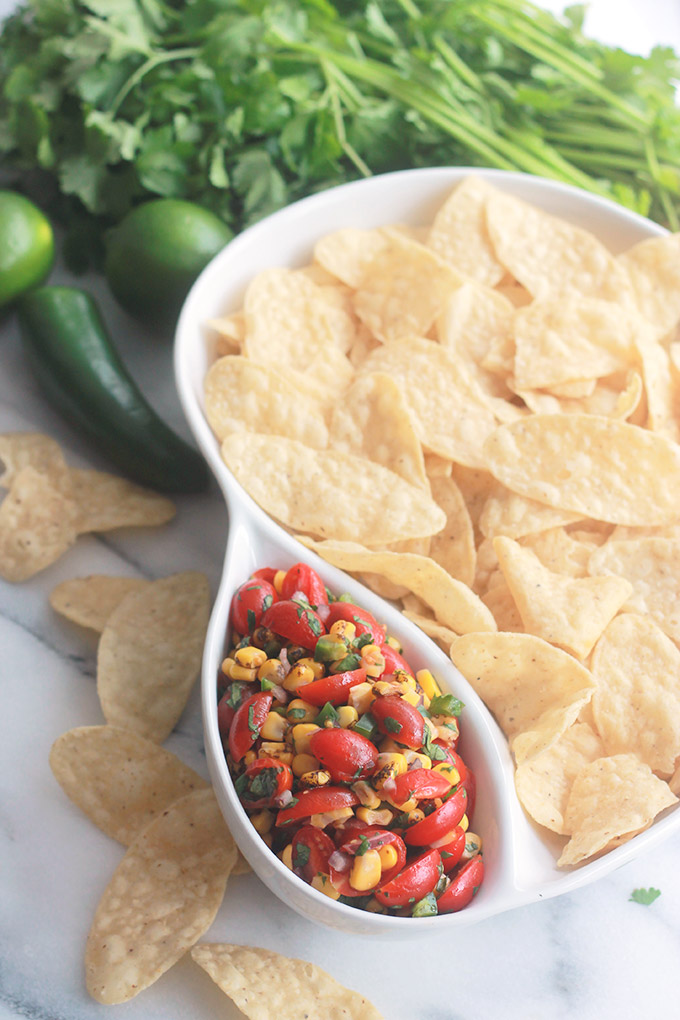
[297,668,367,707]
[374,849,442,908]
[275,786,359,826]
[380,643,415,678]
[290,825,335,883]
[260,599,326,648]
[217,682,250,737]
[239,757,293,809]
[329,827,407,896]
[326,601,385,645]
[437,856,484,913]
[251,567,277,583]
[371,695,424,750]
[230,579,278,635]
[388,768,453,806]
[438,826,467,873]
[461,765,476,820]
[309,727,379,783]
[228,691,273,763]
[404,786,468,847]
[281,563,328,608]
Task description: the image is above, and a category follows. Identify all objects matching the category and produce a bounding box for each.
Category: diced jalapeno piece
[315,701,340,727]
[314,635,347,663]
[352,711,378,741]
[412,892,438,917]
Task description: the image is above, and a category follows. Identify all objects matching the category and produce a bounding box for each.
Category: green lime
[104,198,232,328]
[0,191,55,308]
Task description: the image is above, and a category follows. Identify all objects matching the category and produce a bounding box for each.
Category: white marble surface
[2,2,680,1018]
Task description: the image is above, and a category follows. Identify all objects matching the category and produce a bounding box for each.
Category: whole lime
[0,191,55,308]
[104,199,232,328]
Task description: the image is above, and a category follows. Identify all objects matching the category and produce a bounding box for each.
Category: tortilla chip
[426,176,506,286]
[50,575,150,632]
[0,465,78,581]
[69,469,176,533]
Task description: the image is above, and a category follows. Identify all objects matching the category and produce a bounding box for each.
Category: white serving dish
[174,166,680,937]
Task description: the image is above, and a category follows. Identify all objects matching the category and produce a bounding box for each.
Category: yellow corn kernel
[260,711,289,742]
[356,806,394,826]
[258,742,293,765]
[220,655,237,677]
[286,698,318,723]
[384,635,401,650]
[372,752,408,790]
[311,873,342,899]
[360,643,385,678]
[401,687,422,709]
[292,752,320,777]
[394,669,416,689]
[300,769,331,788]
[384,792,417,812]
[250,810,273,835]
[283,663,315,692]
[461,833,482,861]
[460,813,469,832]
[352,780,381,809]
[349,848,382,891]
[436,719,460,744]
[257,658,286,684]
[280,843,294,870]
[405,807,425,825]
[330,619,356,642]
[379,737,407,754]
[273,569,286,593]
[297,656,324,679]
[433,762,460,785]
[230,663,257,682]
[377,843,399,871]
[416,668,441,701]
[310,807,354,828]
[347,682,375,715]
[403,751,432,770]
[336,705,358,728]
[292,723,321,754]
[235,645,267,669]
[242,750,257,767]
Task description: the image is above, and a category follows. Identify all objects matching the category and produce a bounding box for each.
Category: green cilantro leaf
[629,887,661,905]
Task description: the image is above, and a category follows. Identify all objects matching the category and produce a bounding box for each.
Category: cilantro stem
[108,46,199,115]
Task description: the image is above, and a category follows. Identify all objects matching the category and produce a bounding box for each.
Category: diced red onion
[317,603,331,623]
[328,850,351,872]
[274,789,293,808]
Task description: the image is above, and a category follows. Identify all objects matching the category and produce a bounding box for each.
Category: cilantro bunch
[1,0,679,270]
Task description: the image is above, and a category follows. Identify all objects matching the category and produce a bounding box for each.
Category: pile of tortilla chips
[204,175,680,868]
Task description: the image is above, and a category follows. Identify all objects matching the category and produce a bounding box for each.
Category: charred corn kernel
[286,698,318,723]
[336,705,358,728]
[372,752,408,790]
[394,669,416,688]
[374,680,397,697]
[283,663,315,692]
[280,844,294,870]
[297,656,324,679]
[349,848,382,891]
[292,723,321,754]
[352,780,381,809]
[436,724,459,745]
[329,619,356,642]
[258,742,293,765]
[379,738,407,754]
[356,806,394,826]
[235,646,267,669]
[260,711,290,742]
[416,669,441,700]
[300,769,331,787]
[460,813,469,832]
[250,810,273,835]
[385,635,401,650]
[310,807,354,828]
[433,762,459,784]
[401,687,422,708]
[230,664,257,682]
[292,752,320,777]
[377,843,399,871]
[220,655,237,676]
[347,682,375,715]
[360,643,385,678]
[405,807,426,825]
[273,569,286,593]
[462,833,482,861]
[257,657,286,684]
[404,750,432,770]
[242,750,257,767]
[311,873,342,899]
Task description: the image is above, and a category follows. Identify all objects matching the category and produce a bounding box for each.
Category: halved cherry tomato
[388,768,453,805]
[461,765,476,819]
[238,757,293,809]
[309,727,379,783]
[275,786,359,826]
[404,786,468,846]
[380,643,415,678]
[281,563,328,608]
[290,825,335,882]
[371,695,424,750]
[217,682,250,737]
[251,567,277,583]
[374,848,441,908]
[228,691,273,763]
[230,579,277,635]
[297,668,367,707]
[325,601,385,646]
[329,826,407,896]
[260,599,326,648]
[438,826,467,873]
[437,856,484,913]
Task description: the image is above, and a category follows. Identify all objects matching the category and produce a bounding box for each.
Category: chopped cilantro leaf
[246,608,256,633]
[293,843,311,869]
[383,716,402,734]
[629,887,661,905]
[356,834,370,857]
